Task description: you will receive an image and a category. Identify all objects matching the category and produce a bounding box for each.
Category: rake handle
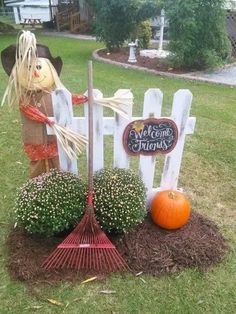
[87,60,94,209]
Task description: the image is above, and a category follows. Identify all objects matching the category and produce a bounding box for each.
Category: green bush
[93,168,147,233]
[135,20,152,49]
[92,0,160,51]
[164,0,231,69]
[15,169,87,236]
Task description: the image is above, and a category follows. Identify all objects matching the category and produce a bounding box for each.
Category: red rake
[42,61,129,272]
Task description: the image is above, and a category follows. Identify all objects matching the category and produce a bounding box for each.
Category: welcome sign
[123,118,178,156]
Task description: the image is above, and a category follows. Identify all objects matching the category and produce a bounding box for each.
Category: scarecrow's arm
[20,93,87,124]
[72,94,88,105]
[20,105,54,126]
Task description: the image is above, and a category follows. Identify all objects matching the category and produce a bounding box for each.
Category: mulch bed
[98,48,188,74]
[6,211,228,285]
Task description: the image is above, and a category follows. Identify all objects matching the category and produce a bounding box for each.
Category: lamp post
[49,0,53,21]
[159,9,165,51]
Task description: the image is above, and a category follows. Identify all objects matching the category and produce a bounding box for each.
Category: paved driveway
[186,64,236,86]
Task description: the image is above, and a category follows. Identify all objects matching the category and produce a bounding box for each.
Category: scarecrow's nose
[33,70,40,78]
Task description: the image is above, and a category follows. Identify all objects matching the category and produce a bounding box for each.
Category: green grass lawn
[0,34,235,314]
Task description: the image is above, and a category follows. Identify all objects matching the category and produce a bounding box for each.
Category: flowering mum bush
[93,168,147,233]
[15,169,87,236]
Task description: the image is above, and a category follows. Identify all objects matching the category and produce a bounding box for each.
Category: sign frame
[122,117,179,156]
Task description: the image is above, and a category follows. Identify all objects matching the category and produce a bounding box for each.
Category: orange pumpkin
[150,190,191,230]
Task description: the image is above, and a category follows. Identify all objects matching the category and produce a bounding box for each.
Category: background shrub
[93,168,147,233]
[92,0,160,51]
[15,169,87,236]
[134,20,152,49]
[164,0,231,69]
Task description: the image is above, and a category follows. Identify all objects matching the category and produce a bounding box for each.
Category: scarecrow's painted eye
[36,64,42,70]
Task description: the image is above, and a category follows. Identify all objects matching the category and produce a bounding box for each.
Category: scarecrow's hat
[1,44,63,76]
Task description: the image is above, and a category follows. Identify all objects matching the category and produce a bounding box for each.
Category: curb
[93,49,236,87]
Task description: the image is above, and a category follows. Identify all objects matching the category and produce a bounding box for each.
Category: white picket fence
[48,88,196,202]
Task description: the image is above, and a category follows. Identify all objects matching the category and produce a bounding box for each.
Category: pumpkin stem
[168,191,176,199]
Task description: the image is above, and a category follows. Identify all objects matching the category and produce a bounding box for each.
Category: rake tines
[42,209,129,271]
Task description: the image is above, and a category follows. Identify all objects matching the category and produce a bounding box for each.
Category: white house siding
[6,0,58,24]
[19,6,50,22]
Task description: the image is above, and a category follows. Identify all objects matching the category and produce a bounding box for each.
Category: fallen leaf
[14,222,18,229]
[100,290,116,294]
[139,278,146,283]
[81,276,97,284]
[16,161,23,165]
[30,305,43,309]
[47,299,63,306]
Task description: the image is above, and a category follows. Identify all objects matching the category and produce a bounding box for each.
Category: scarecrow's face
[18,57,55,91]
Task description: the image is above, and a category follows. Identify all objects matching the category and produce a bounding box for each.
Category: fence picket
[84,89,104,172]
[113,89,133,169]
[52,88,78,174]
[160,89,193,190]
[139,89,163,195]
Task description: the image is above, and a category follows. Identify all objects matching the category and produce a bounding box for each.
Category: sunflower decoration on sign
[132,120,145,133]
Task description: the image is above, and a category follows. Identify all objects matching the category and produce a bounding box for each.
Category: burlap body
[20,91,60,178]
[21,91,57,145]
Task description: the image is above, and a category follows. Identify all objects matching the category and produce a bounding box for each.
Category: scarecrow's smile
[33,74,47,84]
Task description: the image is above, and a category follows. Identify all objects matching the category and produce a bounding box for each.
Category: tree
[92,0,161,51]
[164,0,231,69]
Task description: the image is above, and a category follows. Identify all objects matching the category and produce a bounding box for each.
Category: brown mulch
[114,212,228,276]
[6,211,228,285]
[98,47,188,74]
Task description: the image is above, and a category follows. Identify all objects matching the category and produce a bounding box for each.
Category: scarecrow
[1,31,133,178]
[1,31,88,178]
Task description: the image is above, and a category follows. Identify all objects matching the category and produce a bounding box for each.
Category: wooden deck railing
[70,12,80,33]
[56,6,77,32]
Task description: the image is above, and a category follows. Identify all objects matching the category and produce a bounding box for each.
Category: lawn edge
[93,48,236,87]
